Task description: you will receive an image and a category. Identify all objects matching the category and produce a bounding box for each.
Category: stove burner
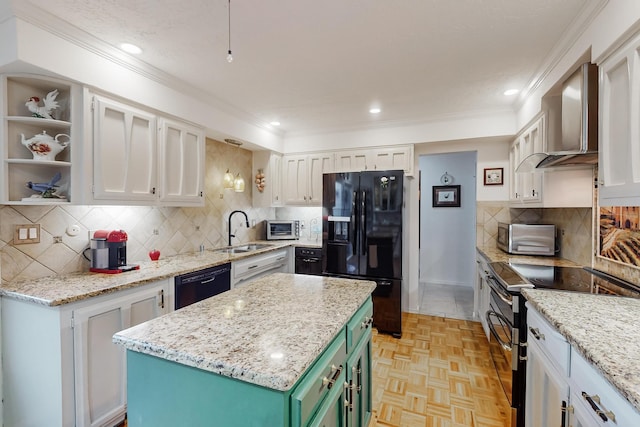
[509,263,640,298]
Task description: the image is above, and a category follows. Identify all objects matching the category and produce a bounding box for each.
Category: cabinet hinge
[70,315,75,329]
[91,98,95,111]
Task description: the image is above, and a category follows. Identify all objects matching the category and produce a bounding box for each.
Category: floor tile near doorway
[419,283,475,321]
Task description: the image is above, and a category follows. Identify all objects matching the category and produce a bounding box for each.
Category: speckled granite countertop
[0,241,317,306]
[113,273,375,391]
[477,246,581,267]
[522,289,640,413]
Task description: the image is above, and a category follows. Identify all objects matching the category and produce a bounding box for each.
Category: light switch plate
[14,224,40,244]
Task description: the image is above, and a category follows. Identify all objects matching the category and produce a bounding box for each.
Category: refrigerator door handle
[361,191,367,256]
[352,190,358,255]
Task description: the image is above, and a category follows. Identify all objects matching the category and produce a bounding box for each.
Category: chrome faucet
[228,210,250,246]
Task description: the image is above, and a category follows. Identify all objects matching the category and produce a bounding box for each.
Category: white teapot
[20,131,70,161]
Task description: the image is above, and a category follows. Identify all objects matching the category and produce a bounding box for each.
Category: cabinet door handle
[158,289,165,309]
[582,392,615,422]
[322,364,343,389]
[529,327,545,340]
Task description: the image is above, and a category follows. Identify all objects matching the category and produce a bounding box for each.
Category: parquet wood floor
[369,313,510,427]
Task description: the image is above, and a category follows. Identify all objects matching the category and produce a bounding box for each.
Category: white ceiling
[16,0,598,137]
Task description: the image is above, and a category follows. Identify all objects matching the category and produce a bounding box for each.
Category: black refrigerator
[322,170,403,337]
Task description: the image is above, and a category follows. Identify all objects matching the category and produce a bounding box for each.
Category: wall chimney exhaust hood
[517,62,598,172]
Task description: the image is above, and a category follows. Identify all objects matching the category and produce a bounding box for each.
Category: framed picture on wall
[432,185,460,207]
[484,167,503,185]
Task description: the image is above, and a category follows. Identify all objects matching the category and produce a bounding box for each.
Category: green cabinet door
[345,328,372,427]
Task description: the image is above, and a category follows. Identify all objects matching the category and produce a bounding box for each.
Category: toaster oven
[265,220,300,240]
[497,223,556,256]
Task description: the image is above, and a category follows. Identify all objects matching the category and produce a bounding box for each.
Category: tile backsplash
[476,201,592,266]
[0,138,272,282]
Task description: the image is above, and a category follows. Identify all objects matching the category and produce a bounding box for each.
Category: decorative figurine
[26,172,62,198]
[255,169,266,192]
[25,89,60,120]
[21,131,70,161]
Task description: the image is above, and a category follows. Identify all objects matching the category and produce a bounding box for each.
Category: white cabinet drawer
[526,303,570,375]
[570,348,640,426]
[232,249,288,287]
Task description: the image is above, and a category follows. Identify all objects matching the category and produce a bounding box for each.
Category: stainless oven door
[485,282,514,407]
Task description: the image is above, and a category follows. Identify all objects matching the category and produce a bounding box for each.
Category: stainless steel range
[484,262,640,427]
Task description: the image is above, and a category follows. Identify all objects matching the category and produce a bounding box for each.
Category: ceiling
[16,0,599,137]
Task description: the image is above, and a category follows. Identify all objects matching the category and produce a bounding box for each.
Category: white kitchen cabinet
[92,94,204,206]
[282,152,333,206]
[510,114,593,207]
[524,306,570,427]
[0,74,82,204]
[510,115,543,204]
[334,145,414,176]
[158,118,204,205]
[92,95,157,202]
[598,31,640,206]
[475,252,492,340]
[252,151,283,207]
[1,279,170,427]
[525,303,640,427]
[569,348,640,427]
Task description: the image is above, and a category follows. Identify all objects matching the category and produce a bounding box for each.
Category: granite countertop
[113,273,376,391]
[477,246,581,267]
[0,241,317,306]
[522,289,640,413]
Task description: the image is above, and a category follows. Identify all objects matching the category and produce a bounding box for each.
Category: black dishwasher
[175,263,231,309]
[294,247,323,276]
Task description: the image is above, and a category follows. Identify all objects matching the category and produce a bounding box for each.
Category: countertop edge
[1,240,320,306]
[113,274,376,391]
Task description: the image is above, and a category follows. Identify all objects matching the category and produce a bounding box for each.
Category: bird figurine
[26,172,62,198]
[25,89,60,120]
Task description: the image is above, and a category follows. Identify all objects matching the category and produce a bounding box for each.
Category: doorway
[418,151,477,320]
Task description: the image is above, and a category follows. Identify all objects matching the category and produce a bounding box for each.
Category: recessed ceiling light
[369,108,381,114]
[270,121,281,126]
[503,89,519,96]
[120,43,142,54]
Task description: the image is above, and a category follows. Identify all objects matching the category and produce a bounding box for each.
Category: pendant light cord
[227,0,233,62]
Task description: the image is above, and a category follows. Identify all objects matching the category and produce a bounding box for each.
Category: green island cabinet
[125,298,373,427]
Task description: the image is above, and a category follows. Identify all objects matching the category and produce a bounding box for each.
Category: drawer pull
[247,264,259,270]
[361,317,373,329]
[582,392,615,422]
[529,327,545,341]
[322,364,343,389]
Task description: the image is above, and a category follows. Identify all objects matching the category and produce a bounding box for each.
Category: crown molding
[514,0,609,109]
[9,0,283,138]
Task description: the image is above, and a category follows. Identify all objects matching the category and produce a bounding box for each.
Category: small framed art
[484,167,503,185]
[432,185,460,207]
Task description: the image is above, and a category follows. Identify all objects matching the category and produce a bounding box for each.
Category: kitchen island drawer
[347,299,374,352]
[526,303,569,375]
[291,332,347,427]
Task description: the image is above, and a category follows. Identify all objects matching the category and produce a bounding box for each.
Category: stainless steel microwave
[265,220,300,240]
[497,223,556,256]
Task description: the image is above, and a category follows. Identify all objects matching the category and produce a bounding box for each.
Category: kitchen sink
[213,243,274,254]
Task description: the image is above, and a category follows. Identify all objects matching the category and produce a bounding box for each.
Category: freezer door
[359,171,403,279]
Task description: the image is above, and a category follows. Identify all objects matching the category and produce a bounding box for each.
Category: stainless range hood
[517,62,598,172]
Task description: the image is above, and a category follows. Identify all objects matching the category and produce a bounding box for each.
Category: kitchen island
[113,272,376,427]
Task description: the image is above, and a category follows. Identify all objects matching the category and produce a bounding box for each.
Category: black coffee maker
[90,230,139,273]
